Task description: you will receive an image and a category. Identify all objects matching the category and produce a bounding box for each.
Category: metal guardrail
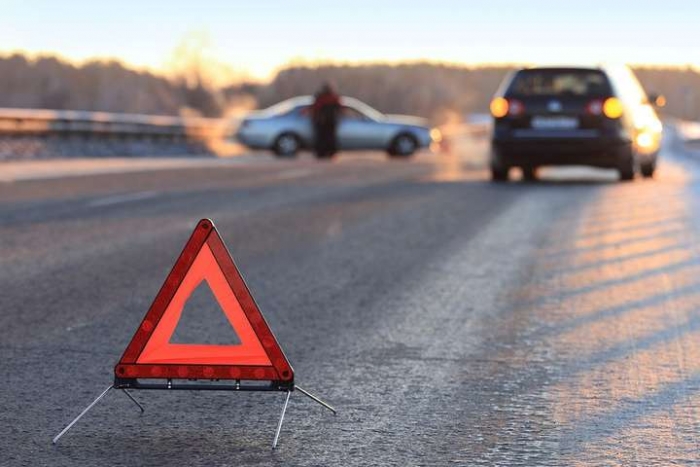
[0,108,235,140]
[2,107,492,141]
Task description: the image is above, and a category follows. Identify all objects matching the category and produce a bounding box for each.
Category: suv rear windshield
[506,69,612,97]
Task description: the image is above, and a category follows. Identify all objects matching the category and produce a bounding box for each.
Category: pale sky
[3,0,699,81]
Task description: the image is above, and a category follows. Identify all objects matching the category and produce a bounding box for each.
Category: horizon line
[3,49,700,85]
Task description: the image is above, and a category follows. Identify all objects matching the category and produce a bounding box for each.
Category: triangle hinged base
[114,376,293,391]
[52,381,336,449]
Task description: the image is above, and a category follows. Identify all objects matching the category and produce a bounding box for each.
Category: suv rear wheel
[491,165,509,182]
[617,146,635,182]
[522,167,538,182]
[640,160,656,178]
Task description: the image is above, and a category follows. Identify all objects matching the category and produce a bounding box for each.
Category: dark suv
[489,66,662,182]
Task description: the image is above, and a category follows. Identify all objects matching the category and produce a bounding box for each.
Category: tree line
[2,53,699,123]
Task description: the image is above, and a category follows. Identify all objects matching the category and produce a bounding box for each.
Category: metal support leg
[121,389,145,413]
[52,385,113,444]
[294,385,337,414]
[272,390,291,449]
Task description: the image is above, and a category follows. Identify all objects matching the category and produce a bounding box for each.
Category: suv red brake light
[585,99,604,115]
[508,99,525,116]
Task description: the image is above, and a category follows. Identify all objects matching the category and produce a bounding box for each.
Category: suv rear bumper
[491,137,630,169]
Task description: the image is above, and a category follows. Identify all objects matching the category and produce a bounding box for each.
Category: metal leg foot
[52,385,113,444]
[272,390,291,449]
[294,385,337,415]
[121,389,145,413]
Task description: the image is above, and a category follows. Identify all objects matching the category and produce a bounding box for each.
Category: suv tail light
[602,97,624,119]
[490,97,509,118]
[490,97,525,118]
[586,97,623,118]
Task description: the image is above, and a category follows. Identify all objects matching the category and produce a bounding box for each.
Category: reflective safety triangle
[115,219,293,384]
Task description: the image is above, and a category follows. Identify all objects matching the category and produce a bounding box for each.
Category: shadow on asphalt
[471,167,700,461]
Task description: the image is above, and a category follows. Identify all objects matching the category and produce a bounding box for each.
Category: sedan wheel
[273,133,300,157]
[389,134,417,158]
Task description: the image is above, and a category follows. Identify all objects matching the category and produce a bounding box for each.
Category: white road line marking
[88,191,158,207]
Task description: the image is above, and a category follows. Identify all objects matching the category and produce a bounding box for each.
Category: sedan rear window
[507,69,612,97]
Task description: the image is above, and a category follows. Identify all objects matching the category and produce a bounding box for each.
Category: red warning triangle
[115,219,293,385]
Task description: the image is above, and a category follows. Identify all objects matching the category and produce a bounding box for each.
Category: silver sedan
[235,96,439,158]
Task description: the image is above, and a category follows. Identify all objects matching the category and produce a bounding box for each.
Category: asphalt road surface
[2,140,700,466]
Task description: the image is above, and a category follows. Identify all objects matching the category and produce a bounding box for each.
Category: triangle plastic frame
[114,219,293,389]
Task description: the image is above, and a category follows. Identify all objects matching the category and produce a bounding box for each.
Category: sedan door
[337,106,385,150]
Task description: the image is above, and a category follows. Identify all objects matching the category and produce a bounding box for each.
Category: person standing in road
[311,83,341,159]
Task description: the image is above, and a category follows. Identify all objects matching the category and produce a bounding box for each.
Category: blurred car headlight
[636,131,655,149]
[430,128,442,143]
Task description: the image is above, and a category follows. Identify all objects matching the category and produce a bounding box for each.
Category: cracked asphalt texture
[2,139,700,465]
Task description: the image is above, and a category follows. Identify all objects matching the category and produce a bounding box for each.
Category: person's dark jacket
[311,91,341,128]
